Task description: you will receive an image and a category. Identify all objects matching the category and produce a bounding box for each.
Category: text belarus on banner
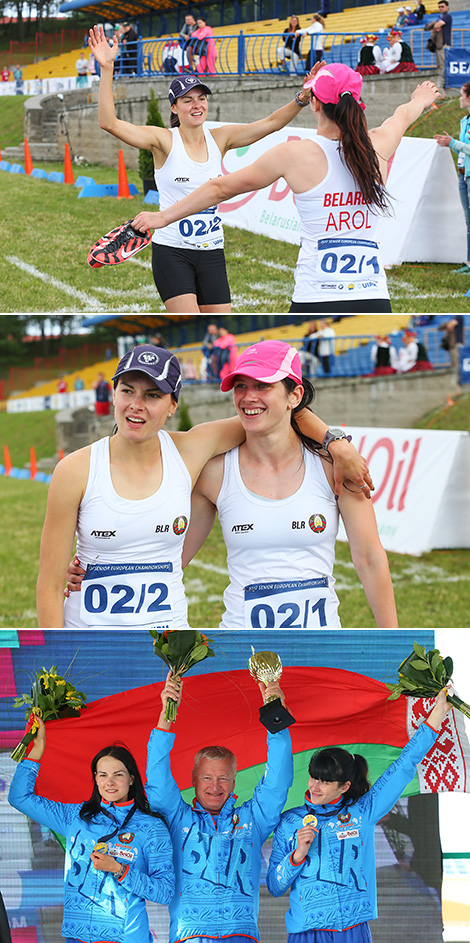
[336,427,470,554]
[445,48,470,88]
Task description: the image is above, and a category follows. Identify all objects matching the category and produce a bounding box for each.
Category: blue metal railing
[170,326,464,382]
[121,30,450,79]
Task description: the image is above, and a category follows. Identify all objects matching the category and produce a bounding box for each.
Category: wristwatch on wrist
[321,428,352,452]
[114,862,126,879]
[294,91,309,107]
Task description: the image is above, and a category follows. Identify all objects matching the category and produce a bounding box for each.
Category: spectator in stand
[13,64,23,94]
[370,335,398,374]
[394,6,407,27]
[150,333,167,347]
[298,320,319,377]
[213,324,238,383]
[191,16,217,75]
[295,14,325,70]
[76,51,89,86]
[318,0,330,17]
[277,15,302,73]
[397,330,433,372]
[74,375,85,391]
[305,319,335,375]
[57,375,68,394]
[200,322,219,381]
[404,5,418,24]
[356,34,383,74]
[179,13,197,68]
[121,21,138,75]
[415,1,426,20]
[93,371,112,416]
[440,317,464,378]
[1,66,11,82]
[433,0,452,84]
[381,29,418,73]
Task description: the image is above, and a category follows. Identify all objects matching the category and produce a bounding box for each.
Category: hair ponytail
[308,747,371,808]
[282,377,325,455]
[320,96,391,213]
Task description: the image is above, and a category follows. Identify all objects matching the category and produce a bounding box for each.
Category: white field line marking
[187,558,229,576]
[6,256,106,309]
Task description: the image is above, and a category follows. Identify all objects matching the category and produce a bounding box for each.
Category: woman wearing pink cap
[182,339,398,627]
[143,62,439,313]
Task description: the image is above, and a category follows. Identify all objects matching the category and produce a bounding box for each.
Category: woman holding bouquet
[9,717,174,943]
[265,689,450,941]
[181,339,398,628]
[50,342,372,629]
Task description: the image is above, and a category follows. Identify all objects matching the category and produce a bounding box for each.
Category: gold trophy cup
[248,647,295,732]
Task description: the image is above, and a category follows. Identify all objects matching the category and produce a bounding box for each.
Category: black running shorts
[289,298,392,313]
[152,243,231,305]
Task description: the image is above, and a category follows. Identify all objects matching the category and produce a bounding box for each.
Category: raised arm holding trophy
[145,646,294,943]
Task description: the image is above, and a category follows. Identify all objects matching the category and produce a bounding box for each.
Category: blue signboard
[459,345,470,384]
[446,48,470,87]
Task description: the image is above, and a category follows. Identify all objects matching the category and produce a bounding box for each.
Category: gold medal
[303,814,317,828]
[93,842,108,854]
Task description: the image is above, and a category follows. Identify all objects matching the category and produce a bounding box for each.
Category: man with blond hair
[146,673,293,943]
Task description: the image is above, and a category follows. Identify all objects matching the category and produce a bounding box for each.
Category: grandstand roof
[81,314,197,333]
[58,0,181,21]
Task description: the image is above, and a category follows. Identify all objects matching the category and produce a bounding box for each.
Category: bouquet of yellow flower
[150,630,215,722]
[10,665,87,762]
[387,641,470,719]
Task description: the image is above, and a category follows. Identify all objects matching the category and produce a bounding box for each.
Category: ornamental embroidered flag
[27,666,470,806]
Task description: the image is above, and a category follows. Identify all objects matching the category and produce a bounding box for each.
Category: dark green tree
[138,90,165,182]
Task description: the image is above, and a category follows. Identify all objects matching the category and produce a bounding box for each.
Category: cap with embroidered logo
[112,345,182,400]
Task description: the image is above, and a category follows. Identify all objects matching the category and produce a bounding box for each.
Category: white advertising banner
[207,122,466,266]
[336,427,470,554]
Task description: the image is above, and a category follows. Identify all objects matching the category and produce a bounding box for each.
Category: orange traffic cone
[24,138,33,175]
[117,149,132,199]
[3,445,12,476]
[58,449,64,462]
[64,142,74,185]
[30,446,38,480]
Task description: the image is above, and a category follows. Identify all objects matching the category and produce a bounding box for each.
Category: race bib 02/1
[244,577,330,628]
[80,562,173,627]
[317,237,380,285]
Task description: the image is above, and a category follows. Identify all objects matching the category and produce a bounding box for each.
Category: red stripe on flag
[0,648,18,695]
[32,668,407,803]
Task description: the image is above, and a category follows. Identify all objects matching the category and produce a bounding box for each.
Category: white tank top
[63,432,191,628]
[216,446,341,628]
[153,126,224,251]
[292,136,389,304]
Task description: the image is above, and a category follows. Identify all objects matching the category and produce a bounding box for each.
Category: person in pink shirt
[213,325,238,382]
[191,16,217,74]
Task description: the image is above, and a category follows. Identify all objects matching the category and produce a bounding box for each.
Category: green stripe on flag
[180,744,420,809]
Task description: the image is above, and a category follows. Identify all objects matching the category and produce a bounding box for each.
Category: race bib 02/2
[244,577,331,628]
[80,562,173,628]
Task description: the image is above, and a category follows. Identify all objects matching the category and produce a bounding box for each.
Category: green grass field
[1,93,470,313]
[1,394,469,629]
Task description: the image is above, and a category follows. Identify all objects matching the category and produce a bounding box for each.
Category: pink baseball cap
[220,340,303,392]
[304,63,365,112]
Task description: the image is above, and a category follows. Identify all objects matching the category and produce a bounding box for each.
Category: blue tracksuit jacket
[146,727,293,943]
[266,722,438,933]
[9,758,175,943]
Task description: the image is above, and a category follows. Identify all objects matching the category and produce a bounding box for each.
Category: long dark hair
[282,376,324,455]
[79,744,163,823]
[308,746,370,813]
[318,96,391,213]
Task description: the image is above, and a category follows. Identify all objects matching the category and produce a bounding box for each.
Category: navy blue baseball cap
[112,345,182,400]
[168,74,212,104]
